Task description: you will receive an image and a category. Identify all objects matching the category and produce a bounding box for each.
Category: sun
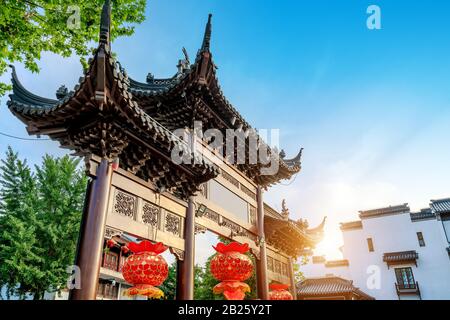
[314,225,344,260]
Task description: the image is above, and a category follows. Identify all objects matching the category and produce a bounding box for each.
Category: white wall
[302,212,450,300]
[342,213,450,300]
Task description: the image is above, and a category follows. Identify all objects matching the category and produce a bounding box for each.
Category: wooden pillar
[70,159,113,300]
[177,196,195,300]
[288,257,298,300]
[256,186,269,300]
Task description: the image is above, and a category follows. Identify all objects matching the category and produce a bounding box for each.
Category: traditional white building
[301,198,450,300]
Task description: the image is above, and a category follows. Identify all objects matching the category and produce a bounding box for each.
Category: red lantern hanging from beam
[269,283,293,300]
[210,242,253,300]
[121,240,169,299]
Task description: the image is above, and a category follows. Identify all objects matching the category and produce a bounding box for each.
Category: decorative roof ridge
[324,259,350,268]
[431,197,450,203]
[199,14,212,54]
[410,208,436,222]
[430,197,450,214]
[283,148,303,167]
[99,0,111,47]
[340,220,363,230]
[359,203,410,219]
[8,65,60,107]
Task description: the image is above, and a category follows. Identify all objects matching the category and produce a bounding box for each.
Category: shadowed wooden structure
[7,0,324,300]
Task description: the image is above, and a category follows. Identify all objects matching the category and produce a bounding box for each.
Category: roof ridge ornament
[99,0,112,48]
[56,85,69,100]
[201,14,213,52]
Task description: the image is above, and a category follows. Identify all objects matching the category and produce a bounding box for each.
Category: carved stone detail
[249,205,257,225]
[274,260,282,274]
[204,208,220,223]
[267,256,274,272]
[195,224,207,235]
[142,201,159,226]
[104,226,122,239]
[170,247,185,261]
[198,183,208,198]
[113,190,136,219]
[165,212,181,237]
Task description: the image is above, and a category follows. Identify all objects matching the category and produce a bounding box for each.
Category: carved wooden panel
[204,208,220,223]
[170,247,185,261]
[104,226,122,239]
[221,171,240,189]
[142,201,159,227]
[274,260,282,274]
[241,184,256,201]
[267,256,274,272]
[221,217,241,233]
[198,183,208,198]
[281,262,288,276]
[165,212,182,237]
[241,229,257,242]
[113,190,136,219]
[195,224,207,235]
[249,205,257,225]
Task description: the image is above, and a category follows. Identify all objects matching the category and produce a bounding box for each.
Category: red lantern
[106,239,116,248]
[210,242,253,300]
[269,283,293,300]
[121,240,169,299]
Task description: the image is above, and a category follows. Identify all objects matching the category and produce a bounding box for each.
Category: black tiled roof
[297,277,374,300]
[383,250,418,263]
[410,208,436,222]
[325,260,349,268]
[340,220,363,230]
[430,198,450,214]
[359,203,410,219]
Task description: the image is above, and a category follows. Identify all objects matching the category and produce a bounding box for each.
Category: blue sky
[1,0,450,258]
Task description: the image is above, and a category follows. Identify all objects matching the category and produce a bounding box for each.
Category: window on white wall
[416,232,426,247]
[367,238,374,252]
[395,267,416,289]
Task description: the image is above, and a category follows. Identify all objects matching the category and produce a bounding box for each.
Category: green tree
[0,147,87,299]
[0,0,146,96]
[293,255,309,283]
[159,261,177,300]
[0,147,43,299]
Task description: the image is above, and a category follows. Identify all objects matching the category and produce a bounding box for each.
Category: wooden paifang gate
[7,0,324,300]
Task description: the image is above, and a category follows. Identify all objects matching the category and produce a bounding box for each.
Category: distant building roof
[359,203,410,219]
[383,250,418,268]
[325,260,349,268]
[296,276,374,300]
[430,198,450,214]
[410,208,436,222]
[340,220,363,231]
[312,256,326,264]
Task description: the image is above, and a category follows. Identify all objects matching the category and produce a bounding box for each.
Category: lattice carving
[170,247,185,261]
[198,183,208,198]
[274,260,282,274]
[249,206,257,225]
[281,262,288,276]
[267,256,274,272]
[113,190,136,219]
[241,184,256,201]
[142,201,159,226]
[221,171,240,189]
[195,224,207,235]
[104,227,122,239]
[220,217,241,233]
[204,208,220,223]
[165,212,181,236]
